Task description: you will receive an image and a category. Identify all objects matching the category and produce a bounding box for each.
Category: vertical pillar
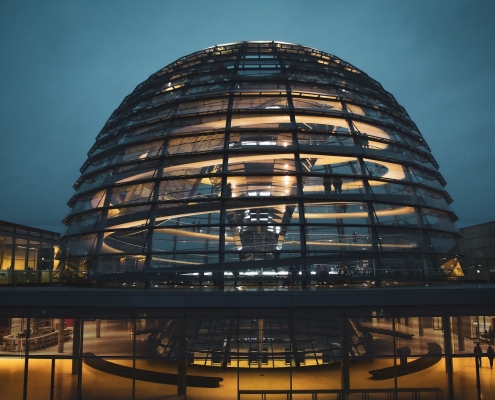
[177,319,188,397]
[456,317,465,351]
[22,318,31,400]
[475,358,481,400]
[280,56,308,289]
[96,319,101,338]
[392,317,398,396]
[132,317,136,400]
[76,320,84,400]
[72,318,82,375]
[50,359,55,400]
[257,319,264,368]
[443,315,454,400]
[57,319,64,353]
[341,315,350,399]
[418,317,424,337]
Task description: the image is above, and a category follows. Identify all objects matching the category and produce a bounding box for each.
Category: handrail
[238,387,442,400]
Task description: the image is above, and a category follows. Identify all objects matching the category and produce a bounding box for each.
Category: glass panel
[373,203,419,227]
[167,133,225,155]
[452,356,477,400]
[396,355,447,400]
[229,131,293,149]
[0,357,25,399]
[234,81,286,93]
[347,103,394,123]
[304,202,370,225]
[71,189,106,214]
[232,96,289,110]
[103,230,148,256]
[83,319,132,357]
[106,205,152,224]
[166,114,227,135]
[409,167,444,190]
[352,121,393,141]
[64,211,102,236]
[423,210,456,232]
[427,233,458,254]
[65,234,98,257]
[27,358,52,400]
[177,97,229,115]
[298,132,354,149]
[81,354,133,400]
[292,97,343,112]
[97,255,146,273]
[0,237,13,270]
[416,187,451,211]
[365,159,406,181]
[157,177,219,204]
[237,318,291,392]
[14,238,27,270]
[231,113,292,130]
[53,359,78,399]
[376,227,428,253]
[110,182,154,206]
[295,115,349,134]
[290,83,339,97]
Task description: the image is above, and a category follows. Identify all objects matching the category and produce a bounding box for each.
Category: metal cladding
[61,41,459,277]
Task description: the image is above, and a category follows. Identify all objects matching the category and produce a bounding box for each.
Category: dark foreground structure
[1,42,492,400]
[1,286,495,400]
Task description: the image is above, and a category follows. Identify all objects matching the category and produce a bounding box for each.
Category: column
[177,319,188,397]
[57,319,65,353]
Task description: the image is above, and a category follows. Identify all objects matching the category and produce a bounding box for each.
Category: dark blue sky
[0,0,493,232]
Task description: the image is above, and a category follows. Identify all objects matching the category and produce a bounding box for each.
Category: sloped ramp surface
[83,352,223,388]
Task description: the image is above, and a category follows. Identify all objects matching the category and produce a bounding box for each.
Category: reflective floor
[2,354,495,399]
[2,317,495,399]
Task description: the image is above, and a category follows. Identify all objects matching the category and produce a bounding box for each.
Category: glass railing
[0,267,493,288]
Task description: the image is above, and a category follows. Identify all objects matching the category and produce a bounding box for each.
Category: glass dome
[61,41,459,284]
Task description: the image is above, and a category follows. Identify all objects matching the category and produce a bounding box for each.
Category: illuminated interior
[61,41,459,278]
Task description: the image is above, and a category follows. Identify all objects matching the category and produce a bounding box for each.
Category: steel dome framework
[61,41,459,283]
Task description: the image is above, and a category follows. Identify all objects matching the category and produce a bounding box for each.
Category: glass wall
[2,307,495,399]
[61,42,460,287]
[0,221,62,284]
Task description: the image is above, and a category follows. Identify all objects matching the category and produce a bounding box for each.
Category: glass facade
[2,304,495,400]
[60,41,460,284]
[0,220,61,284]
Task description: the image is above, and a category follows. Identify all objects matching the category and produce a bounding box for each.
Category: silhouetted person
[352,231,358,244]
[361,132,369,148]
[488,345,494,369]
[289,265,298,285]
[323,176,332,195]
[474,343,483,367]
[333,177,342,194]
[224,183,232,198]
[315,264,322,284]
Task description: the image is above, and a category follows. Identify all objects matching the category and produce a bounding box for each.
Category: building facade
[3,42,489,400]
[0,220,61,284]
[459,220,495,273]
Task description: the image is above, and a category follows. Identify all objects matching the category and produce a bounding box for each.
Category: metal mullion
[278,49,308,285]
[218,48,242,290]
[144,146,167,275]
[341,101,383,284]
[402,164,436,277]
